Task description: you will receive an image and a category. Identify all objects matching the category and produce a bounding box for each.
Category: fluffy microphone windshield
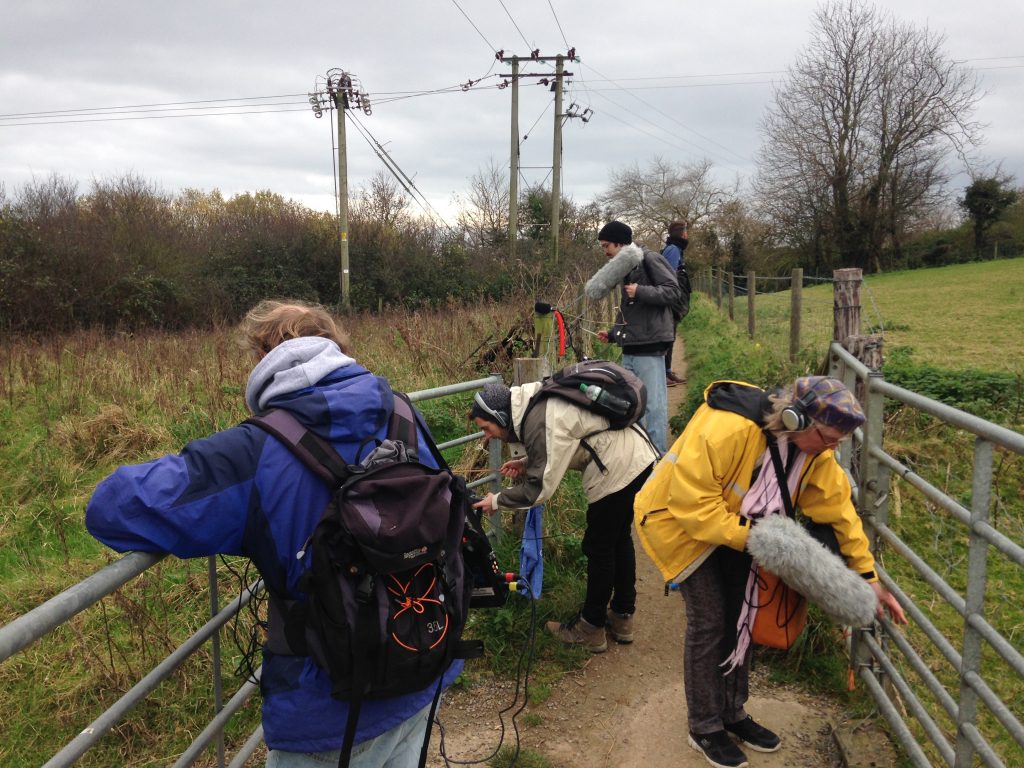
[746,515,877,627]
[584,243,643,300]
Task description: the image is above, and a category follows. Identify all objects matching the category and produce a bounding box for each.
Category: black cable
[218,555,268,684]
[435,580,539,766]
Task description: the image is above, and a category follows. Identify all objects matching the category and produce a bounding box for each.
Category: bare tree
[454,159,510,249]
[599,157,726,246]
[352,170,411,228]
[754,0,981,272]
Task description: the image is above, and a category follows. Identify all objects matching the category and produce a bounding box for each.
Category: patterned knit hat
[470,380,512,428]
[794,376,865,434]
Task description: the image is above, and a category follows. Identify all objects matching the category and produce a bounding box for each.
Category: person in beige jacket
[470,379,659,652]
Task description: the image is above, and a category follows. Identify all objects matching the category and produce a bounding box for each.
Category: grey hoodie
[244,336,355,414]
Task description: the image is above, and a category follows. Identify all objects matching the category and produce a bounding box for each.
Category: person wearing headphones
[469,379,659,653]
[634,376,906,768]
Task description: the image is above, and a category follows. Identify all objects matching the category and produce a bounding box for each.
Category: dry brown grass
[53,405,172,465]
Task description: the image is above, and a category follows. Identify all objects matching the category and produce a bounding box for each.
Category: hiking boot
[725,715,781,752]
[545,613,607,653]
[606,609,634,644]
[688,730,749,768]
[666,370,685,386]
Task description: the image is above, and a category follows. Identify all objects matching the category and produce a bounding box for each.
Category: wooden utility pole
[333,89,350,310]
[551,55,564,264]
[508,57,520,262]
[310,69,371,311]
[498,50,578,264]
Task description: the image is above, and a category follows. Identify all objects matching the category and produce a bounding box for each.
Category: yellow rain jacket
[634,381,877,584]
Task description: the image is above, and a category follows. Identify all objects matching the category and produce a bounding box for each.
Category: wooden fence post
[727,272,735,321]
[747,271,756,339]
[533,308,553,359]
[789,268,802,362]
[833,266,884,371]
[833,267,862,344]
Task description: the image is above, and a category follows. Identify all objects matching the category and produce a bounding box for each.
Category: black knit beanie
[597,220,632,245]
[470,380,512,429]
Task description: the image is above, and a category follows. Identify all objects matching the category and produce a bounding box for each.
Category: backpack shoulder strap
[245,409,350,486]
[390,391,455,473]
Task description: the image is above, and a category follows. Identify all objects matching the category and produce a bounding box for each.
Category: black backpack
[248,392,480,768]
[674,259,692,319]
[522,359,647,430]
[652,245,692,321]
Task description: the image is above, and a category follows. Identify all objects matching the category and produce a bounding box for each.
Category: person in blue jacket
[86,299,461,768]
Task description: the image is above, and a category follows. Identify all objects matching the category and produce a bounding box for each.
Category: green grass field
[720,257,1024,373]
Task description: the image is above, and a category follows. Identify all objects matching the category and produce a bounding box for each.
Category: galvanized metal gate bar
[830,342,1024,768]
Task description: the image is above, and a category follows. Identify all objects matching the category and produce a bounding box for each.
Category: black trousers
[580,465,652,626]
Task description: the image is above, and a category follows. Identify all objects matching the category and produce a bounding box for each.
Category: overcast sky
[1,0,1021,224]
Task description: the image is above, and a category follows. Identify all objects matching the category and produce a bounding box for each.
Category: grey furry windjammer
[585,243,644,300]
[745,515,877,626]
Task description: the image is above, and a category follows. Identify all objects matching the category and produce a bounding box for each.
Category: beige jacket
[494,381,659,509]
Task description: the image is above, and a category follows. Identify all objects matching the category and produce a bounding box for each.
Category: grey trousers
[680,545,754,734]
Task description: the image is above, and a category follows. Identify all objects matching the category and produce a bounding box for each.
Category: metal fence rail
[0,375,503,767]
[829,342,1024,768]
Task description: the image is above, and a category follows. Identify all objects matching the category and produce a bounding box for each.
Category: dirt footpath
[429,344,895,768]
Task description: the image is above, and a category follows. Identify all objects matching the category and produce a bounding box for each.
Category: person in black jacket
[584,220,680,453]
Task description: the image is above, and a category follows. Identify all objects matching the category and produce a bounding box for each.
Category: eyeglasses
[813,425,845,446]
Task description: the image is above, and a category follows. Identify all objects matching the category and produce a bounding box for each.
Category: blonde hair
[763,389,794,435]
[239,300,351,356]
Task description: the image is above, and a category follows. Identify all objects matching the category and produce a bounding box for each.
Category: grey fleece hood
[244,336,355,414]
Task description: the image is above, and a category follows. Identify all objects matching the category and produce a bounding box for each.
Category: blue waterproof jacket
[86,362,462,753]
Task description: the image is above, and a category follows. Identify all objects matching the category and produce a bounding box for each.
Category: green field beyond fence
[701,258,1024,373]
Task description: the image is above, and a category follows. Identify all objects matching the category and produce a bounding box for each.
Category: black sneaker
[688,730,749,768]
[725,715,781,752]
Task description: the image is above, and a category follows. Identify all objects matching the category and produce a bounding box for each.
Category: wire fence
[693,267,887,365]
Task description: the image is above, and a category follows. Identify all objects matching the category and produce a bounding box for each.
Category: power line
[575,60,753,167]
[450,0,498,53]
[0,93,307,120]
[496,0,533,52]
[546,0,570,48]
[0,107,309,128]
[347,112,454,232]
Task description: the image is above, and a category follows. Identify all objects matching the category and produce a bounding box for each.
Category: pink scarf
[720,438,807,674]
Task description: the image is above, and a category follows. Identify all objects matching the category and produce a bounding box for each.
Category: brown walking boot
[606,609,635,643]
[544,613,607,653]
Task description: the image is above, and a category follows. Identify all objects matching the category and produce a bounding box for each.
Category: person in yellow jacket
[634,377,906,768]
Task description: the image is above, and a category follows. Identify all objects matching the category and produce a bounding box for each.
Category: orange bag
[751,566,808,649]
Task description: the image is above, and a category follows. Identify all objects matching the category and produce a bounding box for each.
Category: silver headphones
[780,389,818,432]
[473,392,509,428]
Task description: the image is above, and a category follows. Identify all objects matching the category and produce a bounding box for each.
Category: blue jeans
[265,704,431,768]
[622,353,668,454]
